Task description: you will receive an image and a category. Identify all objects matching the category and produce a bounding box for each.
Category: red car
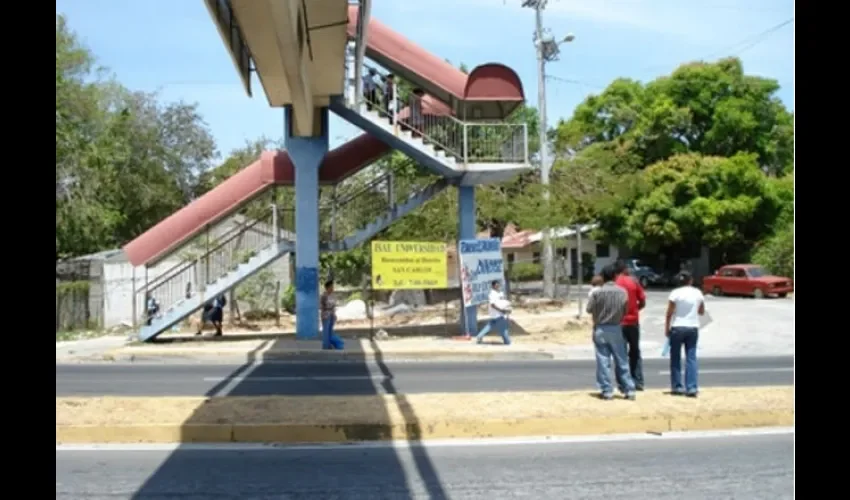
[702,264,793,299]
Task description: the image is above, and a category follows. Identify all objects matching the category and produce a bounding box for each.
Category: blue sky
[56,0,794,160]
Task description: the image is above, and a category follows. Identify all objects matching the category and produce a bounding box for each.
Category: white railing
[345,59,529,165]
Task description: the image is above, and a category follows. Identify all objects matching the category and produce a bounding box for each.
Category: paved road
[56,356,793,396]
[55,431,794,499]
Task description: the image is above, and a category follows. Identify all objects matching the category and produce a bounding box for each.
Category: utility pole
[523,0,555,299]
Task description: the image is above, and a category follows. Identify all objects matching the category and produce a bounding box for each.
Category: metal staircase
[135,168,449,341]
[331,63,530,181]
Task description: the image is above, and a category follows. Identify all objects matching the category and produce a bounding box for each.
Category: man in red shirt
[614,260,647,390]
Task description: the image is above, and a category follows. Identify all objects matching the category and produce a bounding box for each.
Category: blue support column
[285,106,329,343]
[458,185,478,335]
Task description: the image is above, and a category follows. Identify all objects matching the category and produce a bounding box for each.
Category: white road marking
[55,426,794,452]
[657,368,793,375]
[202,375,384,382]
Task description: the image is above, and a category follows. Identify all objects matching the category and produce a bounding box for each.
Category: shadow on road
[131,335,448,498]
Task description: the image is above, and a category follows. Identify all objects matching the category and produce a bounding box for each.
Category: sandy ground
[56,387,793,426]
[156,301,593,348]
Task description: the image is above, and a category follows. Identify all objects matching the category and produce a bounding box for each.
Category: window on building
[556,248,567,258]
[507,253,515,263]
[595,244,610,258]
[532,252,541,263]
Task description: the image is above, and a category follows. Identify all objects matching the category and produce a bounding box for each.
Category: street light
[537,32,575,62]
[529,0,575,299]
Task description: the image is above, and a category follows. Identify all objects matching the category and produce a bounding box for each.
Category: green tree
[56,14,218,259]
[752,222,794,278]
[554,58,794,176]
[596,153,789,254]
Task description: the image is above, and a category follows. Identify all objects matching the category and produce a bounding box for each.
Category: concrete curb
[100,349,556,363]
[55,410,794,444]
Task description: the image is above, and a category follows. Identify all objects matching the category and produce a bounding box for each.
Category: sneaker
[686,392,698,398]
[635,385,645,391]
[624,393,636,401]
[601,393,614,400]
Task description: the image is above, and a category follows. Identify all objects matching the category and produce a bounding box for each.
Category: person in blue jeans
[586,265,636,400]
[475,280,512,345]
[320,280,345,350]
[664,271,706,397]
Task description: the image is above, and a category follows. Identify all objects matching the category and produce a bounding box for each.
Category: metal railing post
[204,228,210,289]
[331,185,338,241]
[462,123,469,164]
[523,123,529,164]
[131,266,137,329]
[387,172,395,210]
[391,83,398,133]
[272,202,279,244]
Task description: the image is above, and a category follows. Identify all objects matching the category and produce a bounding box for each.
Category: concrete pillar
[285,106,329,344]
[458,185,477,335]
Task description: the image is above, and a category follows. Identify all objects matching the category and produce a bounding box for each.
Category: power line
[703,17,794,60]
[545,74,605,92]
[638,17,793,75]
[544,0,789,13]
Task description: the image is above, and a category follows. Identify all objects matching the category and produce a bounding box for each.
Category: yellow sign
[371,241,448,290]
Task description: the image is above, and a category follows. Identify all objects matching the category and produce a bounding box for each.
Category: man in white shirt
[474,280,511,345]
[664,271,706,397]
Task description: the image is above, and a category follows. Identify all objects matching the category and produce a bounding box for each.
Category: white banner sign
[458,238,505,307]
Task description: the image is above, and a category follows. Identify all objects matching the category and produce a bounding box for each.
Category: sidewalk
[56,336,131,362]
[102,336,564,363]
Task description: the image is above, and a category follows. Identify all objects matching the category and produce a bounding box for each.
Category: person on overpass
[408,88,425,137]
[382,72,396,121]
[363,68,378,111]
[586,265,636,400]
[320,280,345,350]
[664,271,706,397]
[614,259,647,391]
[474,280,512,345]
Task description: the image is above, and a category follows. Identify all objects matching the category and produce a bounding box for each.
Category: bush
[281,284,296,314]
[508,262,543,282]
[346,291,363,303]
[752,223,794,278]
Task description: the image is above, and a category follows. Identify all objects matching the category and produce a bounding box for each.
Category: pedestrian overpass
[122,0,531,342]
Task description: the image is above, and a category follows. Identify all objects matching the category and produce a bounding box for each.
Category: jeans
[669,326,699,394]
[593,324,636,397]
[475,316,511,345]
[622,324,644,387]
[322,315,345,350]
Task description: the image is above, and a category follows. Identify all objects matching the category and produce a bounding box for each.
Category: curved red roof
[348,6,524,103]
[123,134,390,267]
[465,64,525,101]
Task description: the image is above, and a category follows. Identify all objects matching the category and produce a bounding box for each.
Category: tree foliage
[595,153,792,254]
[752,222,794,279]
[550,57,794,257]
[554,58,793,176]
[56,14,217,259]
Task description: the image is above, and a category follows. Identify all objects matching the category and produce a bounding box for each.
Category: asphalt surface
[56,356,794,396]
[55,432,794,499]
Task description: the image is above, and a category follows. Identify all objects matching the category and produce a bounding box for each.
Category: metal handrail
[139,206,275,298]
[348,60,529,165]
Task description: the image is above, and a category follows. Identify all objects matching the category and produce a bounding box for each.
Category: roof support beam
[268,0,315,136]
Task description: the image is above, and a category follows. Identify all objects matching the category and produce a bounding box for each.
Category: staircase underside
[138,177,450,342]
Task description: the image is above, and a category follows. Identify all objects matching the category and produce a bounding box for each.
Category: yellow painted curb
[56,411,794,444]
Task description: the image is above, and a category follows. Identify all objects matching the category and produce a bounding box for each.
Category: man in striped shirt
[585,265,637,400]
